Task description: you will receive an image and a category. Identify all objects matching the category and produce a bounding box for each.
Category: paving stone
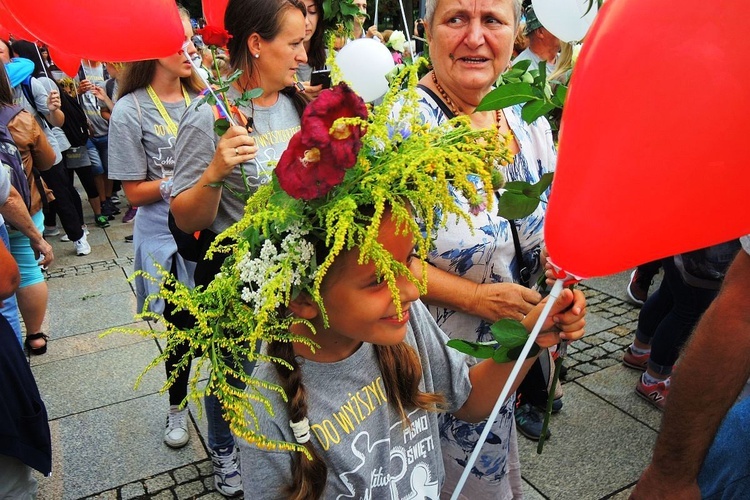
[145,473,176,493]
[42,394,206,499]
[196,460,214,477]
[47,289,140,338]
[577,364,663,431]
[150,490,176,500]
[174,464,200,484]
[613,336,633,346]
[577,363,601,375]
[584,346,607,359]
[174,481,206,499]
[519,383,657,499]
[601,341,623,353]
[594,358,619,369]
[569,352,592,364]
[86,491,118,500]
[33,340,165,419]
[197,492,225,499]
[521,479,546,500]
[120,482,146,500]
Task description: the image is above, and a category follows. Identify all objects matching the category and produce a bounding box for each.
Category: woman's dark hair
[306,0,327,70]
[9,40,46,78]
[0,62,15,105]
[225,0,308,118]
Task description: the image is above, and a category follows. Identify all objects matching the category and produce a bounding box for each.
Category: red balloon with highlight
[544,0,750,278]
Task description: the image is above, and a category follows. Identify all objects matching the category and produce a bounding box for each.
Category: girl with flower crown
[105,3,225,490]
[237,205,585,499]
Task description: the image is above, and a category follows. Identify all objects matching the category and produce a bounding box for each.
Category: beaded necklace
[431,71,504,127]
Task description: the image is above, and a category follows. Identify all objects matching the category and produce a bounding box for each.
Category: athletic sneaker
[164,405,190,448]
[626,269,652,306]
[623,346,649,371]
[110,194,121,204]
[122,206,138,223]
[95,215,110,228]
[74,234,91,256]
[515,403,551,441]
[101,199,121,217]
[61,225,90,242]
[636,374,671,411]
[43,225,60,237]
[211,446,243,497]
[125,234,133,242]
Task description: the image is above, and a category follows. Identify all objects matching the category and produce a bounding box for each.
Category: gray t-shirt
[173,88,301,234]
[239,300,473,498]
[78,62,110,137]
[108,88,195,182]
[13,76,66,163]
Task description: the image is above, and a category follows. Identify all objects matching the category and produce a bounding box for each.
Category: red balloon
[0,0,36,41]
[0,24,10,43]
[2,0,185,62]
[544,0,750,279]
[47,45,81,78]
[203,0,229,31]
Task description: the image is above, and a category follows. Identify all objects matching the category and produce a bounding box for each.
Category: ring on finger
[235,147,240,156]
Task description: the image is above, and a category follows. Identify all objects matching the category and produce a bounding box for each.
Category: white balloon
[335,38,395,102]
[531,0,598,43]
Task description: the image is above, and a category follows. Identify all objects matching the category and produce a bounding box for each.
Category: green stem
[537,353,563,454]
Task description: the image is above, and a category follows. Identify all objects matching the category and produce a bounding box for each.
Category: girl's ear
[287,292,320,320]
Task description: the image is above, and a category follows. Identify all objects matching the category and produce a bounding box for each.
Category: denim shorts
[8,211,45,288]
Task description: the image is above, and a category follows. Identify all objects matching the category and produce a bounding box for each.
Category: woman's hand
[77,79,94,95]
[472,282,542,322]
[46,89,61,113]
[525,288,586,348]
[204,126,258,184]
[302,81,323,99]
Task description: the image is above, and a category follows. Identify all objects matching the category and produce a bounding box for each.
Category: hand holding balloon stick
[449,263,583,500]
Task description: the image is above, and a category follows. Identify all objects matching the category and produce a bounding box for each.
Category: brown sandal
[24,332,49,355]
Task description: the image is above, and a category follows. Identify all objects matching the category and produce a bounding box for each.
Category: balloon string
[374,0,379,29]
[449,278,566,500]
[182,44,237,128]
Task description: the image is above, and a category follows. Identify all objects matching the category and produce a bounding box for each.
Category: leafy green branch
[477,59,567,126]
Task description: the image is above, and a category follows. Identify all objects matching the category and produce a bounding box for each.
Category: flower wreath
[119,66,513,454]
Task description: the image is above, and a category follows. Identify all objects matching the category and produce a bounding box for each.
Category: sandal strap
[26,332,49,341]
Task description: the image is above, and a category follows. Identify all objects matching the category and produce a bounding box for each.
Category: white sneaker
[62,225,89,242]
[164,405,190,448]
[43,225,60,237]
[211,445,243,497]
[74,234,91,256]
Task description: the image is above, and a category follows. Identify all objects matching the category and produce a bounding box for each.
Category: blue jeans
[0,224,22,346]
[698,396,750,498]
[635,258,718,375]
[205,354,257,451]
[88,135,108,176]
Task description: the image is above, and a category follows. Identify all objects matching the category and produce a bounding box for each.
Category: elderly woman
[409,0,560,498]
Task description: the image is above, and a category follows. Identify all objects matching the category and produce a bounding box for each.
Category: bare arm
[121,179,165,207]
[453,288,586,422]
[632,251,750,500]
[0,186,54,267]
[411,259,542,322]
[45,89,65,128]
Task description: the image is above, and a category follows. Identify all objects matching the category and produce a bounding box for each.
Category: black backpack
[20,76,90,147]
[0,106,31,209]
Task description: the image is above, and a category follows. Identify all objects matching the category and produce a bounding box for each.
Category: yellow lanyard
[146,85,191,137]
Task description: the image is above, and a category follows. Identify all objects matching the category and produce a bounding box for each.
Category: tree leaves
[497,172,554,220]
[476,83,537,112]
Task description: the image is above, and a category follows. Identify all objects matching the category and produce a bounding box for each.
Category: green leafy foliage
[213,118,230,136]
[478,60,567,126]
[497,172,553,220]
[447,318,540,364]
[323,0,360,37]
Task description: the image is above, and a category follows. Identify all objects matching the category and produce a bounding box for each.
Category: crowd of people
[0,0,747,498]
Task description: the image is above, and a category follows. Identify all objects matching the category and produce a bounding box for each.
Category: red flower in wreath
[301,83,367,169]
[276,134,348,200]
[197,26,232,47]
